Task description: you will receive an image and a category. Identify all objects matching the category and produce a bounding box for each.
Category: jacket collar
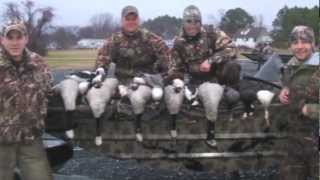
[181,27,205,42]
[122,28,142,38]
[0,47,36,71]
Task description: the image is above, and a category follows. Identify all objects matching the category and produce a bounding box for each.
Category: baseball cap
[121,5,139,17]
[2,19,27,37]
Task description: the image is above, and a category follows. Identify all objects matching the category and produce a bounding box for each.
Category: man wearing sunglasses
[169,5,240,147]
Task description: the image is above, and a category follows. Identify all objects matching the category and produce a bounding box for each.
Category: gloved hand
[95,67,105,75]
[200,59,212,72]
[163,70,184,86]
[92,67,106,88]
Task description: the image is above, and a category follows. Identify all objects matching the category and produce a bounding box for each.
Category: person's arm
[43,61,53,95]
[200,29,237,72]
[149,33,171,73]
[166,38,186,81]
[208,29,237,64]
[302,69,320,120]
[31,53,53,95]
[278,87,290,104]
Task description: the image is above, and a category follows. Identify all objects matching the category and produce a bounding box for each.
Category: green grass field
[45,49,97,69]
[46,48,292,70]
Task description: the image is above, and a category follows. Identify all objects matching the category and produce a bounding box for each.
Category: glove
[95,67,105,75]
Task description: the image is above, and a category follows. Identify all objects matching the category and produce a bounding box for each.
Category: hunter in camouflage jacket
[280,65,319,180]
[95,28,170,79]
[0,48,52,144]
[170,26,238,85]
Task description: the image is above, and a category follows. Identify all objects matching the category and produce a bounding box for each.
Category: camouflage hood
[180,26,206,41]
[290,25,316,52]
[183,5,202,24]
[290,26,315,45]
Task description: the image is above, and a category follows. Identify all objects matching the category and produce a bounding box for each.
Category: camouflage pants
[280,136,319,180]
[0,138,53,180]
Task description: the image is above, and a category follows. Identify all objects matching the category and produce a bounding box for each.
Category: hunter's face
[183,19,201,37]
[1,30,28,62]
[122,14,140,33]
[290,39,314,62]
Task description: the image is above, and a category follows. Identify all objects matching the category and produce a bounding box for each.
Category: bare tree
[78,26,96,39]
[77,13,119,39]
[2,0,54,55]
[50,26,78,49]
[207,9,226,27]
[207,14,219,27]
[253,14,264,28]
[3,2,21,20]
[89,13,119,38]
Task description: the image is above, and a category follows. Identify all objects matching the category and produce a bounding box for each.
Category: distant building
[233,27,273,49]
[77,39,105,49]
[47,42,59,50]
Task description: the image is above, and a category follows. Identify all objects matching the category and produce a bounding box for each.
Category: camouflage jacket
[304,68,319,120]
[282,53,319,120]
[170,26,237,81]
[285,65,318,134]
[95,28,170,78]
[0,48,52,144]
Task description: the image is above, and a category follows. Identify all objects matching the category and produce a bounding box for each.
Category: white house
[77,39,105,49]
[233,27,273,49]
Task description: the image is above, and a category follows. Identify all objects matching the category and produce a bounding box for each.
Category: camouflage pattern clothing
[280,65,319,180]
[170,26,238,86]
[304,68,320,120]
[0,48,52,144]
[95,28,170,79]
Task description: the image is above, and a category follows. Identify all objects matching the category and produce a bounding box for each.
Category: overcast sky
[1,0,318,28]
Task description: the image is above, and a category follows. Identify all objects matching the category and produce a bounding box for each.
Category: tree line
[2,0,318,55]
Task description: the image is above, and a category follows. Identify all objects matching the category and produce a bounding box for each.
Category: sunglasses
[186,19,201,24]
[124,14,138,21]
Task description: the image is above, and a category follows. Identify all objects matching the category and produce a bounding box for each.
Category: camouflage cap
[183,5,202,23]
[121,5,139,17]
[290,25,315,44]
[2,19,27,37]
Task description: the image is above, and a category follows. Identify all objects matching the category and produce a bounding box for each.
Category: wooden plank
[48,103,284,113]
[44,132,286,141]
[111,151,286,160]
[49,105,89,112]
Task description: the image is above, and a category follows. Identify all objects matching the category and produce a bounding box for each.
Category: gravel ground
[57,150,280,180]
